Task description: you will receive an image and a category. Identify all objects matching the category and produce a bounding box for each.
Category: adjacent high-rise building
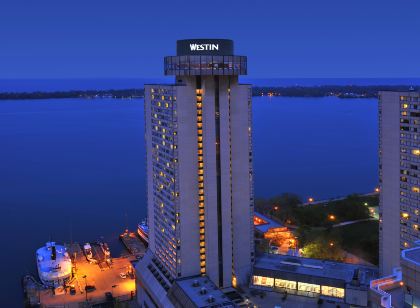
[136,39,254,307]
[379,91,420,275]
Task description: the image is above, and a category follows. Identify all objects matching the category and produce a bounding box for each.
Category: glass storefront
[321,286,345,298]
[274,278,297,291]
[251,275,346,300]
[297,282,321,297]
[253,275,274,288]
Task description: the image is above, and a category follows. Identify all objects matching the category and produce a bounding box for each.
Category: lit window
[412,149,420,156]
[253,276,274,287]
[412,187,420,193]
[298,282,320,294]
[321,286,345,298]
[275,279,296,290]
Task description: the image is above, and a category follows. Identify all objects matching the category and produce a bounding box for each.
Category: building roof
[254,212,284,233]
[254,253,378,288]
[401,245,420,266]
[169,275,234,308]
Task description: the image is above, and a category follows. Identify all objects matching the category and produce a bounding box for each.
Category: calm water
[0,96,378,306]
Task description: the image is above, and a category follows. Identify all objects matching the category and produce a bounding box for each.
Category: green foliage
[256,194,379,264]
[256,193,376,228]
[302,238,345,261]
[332,220,379,265]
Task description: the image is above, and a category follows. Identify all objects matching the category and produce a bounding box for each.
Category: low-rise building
[250,253,378,307]
[254,212,296,255]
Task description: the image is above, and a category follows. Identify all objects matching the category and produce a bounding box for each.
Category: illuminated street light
[328,214,336,221]
[308,197,314,203]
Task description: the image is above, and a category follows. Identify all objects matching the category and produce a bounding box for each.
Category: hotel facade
[136,39,254,307]
[379,91,420,276]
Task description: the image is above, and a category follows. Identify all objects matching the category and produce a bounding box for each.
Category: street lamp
[82,275,88,302]
[112,284,119,303]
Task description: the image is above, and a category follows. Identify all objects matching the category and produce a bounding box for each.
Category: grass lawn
[332,220,379,265]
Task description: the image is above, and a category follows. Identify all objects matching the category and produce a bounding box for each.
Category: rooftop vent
[200,287,207,295]
[192,280,200,287]
[207,295,215,303]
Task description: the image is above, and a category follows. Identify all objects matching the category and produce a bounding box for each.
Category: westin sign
[176,39,234,56]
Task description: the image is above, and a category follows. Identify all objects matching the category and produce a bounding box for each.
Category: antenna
[125,210,128,232]
[70,219,73,245]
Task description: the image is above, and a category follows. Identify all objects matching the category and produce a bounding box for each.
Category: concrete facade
[137,40,254,307]
[379,91,420,276]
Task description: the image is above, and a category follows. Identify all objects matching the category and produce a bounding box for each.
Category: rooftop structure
[254,212,285,234]
[168,276,234,308]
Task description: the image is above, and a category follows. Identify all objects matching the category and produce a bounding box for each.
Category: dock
[120,230,146,259]
[24,241,139,308]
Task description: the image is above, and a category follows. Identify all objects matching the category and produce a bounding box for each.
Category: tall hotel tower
[136,39,254,307]
[379,91,420,275]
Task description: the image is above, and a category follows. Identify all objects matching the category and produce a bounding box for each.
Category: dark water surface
[0,96,377,306]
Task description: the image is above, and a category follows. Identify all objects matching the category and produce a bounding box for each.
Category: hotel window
[274,279,296,290]
[298,282,320,294]
[321,286,345,298]
[253,275,274,287]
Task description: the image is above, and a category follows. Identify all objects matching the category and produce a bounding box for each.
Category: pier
[24,231,146,307]
[39,253,136,307]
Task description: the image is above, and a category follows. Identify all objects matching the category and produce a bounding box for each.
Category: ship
[137,219,149,245]
[36,242,72,288]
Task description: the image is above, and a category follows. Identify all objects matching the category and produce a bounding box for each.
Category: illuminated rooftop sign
[176,39,234,56]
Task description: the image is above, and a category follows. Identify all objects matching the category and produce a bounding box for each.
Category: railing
[369,267,402,308]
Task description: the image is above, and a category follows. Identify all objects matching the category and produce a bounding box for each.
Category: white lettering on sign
[189,43,219,51]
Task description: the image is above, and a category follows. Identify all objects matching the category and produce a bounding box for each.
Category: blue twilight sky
[1,0,419,79]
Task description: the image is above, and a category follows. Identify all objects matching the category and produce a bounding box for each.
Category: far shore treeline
[0,85,418,101]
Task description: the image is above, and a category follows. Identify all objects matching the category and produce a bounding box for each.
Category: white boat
[36,242,72,288]
[83,243,94,262]
[137,220,149,244]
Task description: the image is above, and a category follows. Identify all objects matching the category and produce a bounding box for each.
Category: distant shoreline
[0,85,418,100]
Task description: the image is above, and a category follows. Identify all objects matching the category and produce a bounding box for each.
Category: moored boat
[83,243,95,262]
[36,242,72,288]
[137,219,149,244]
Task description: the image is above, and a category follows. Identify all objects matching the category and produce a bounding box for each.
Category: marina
[24,230,146,307]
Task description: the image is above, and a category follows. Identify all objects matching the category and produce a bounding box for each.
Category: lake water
[0,96,378,306]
